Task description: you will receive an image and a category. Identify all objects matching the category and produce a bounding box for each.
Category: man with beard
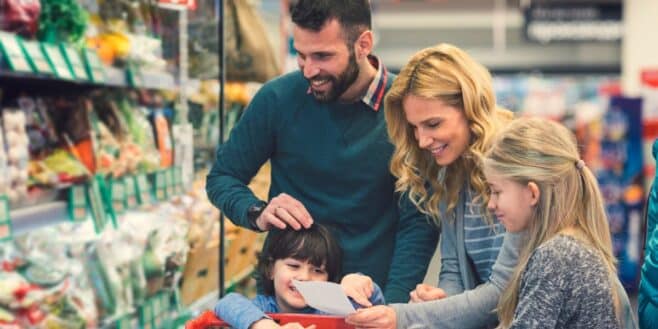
[206,0,438,303]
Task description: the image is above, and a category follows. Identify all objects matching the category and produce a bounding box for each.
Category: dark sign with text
[523,2,622,43]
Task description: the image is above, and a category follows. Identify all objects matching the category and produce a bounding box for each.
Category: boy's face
[271,257,329,312]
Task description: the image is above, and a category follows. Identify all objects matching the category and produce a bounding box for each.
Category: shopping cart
[185,310,354,329]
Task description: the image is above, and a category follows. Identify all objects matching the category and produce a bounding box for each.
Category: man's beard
[308,51,360,103]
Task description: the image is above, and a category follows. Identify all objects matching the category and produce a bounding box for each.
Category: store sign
[523,2,622,43]
[158,0,196,10]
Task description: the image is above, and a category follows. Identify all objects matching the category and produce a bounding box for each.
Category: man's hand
[256,193,313,231]
[345,306,396,329]
[408,283,446,303]
[341,273,374,307]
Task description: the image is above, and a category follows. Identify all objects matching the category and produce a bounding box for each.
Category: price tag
[116,316,133,329]
[173,166,183,194]
[126,63,144,87]
[111,179,126,215]
[154,171,167,201]
[61,45,89,80]
[135,174,152,205]
[42,44,74,79]
[0,197,12,242]
[139,303,153,329]
[22,41,53,74]
[83,48,106,83]
[68,185,87,222]
[154,314,162,329]
[160,292,171,313]
[87,179,108,233]
[124,176,138,209]
[0,32,32,72]
[159,0,197,10]
[154,294,167,328]
[166,169,175,196]
[172,288,182,311]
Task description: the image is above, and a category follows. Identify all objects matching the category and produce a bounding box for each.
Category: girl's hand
[281,323,315,329]
[341,273,374,307]
[250,319,280,329]
[251,319,316,329]
[345,305,396,329]
[409,283,446,303]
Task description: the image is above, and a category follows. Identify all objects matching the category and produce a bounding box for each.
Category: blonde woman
[483,118,635,328]
[347,43,523,329]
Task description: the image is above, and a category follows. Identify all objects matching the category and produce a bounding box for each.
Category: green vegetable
[38,0,89,45]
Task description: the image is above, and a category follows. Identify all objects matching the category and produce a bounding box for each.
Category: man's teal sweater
[206,70,438,303]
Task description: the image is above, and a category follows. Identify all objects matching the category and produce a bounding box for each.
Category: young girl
[214,224,384,329]
[482,117,634,328]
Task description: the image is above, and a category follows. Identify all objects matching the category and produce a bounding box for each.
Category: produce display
[0,0,41,38]
[0,1,257,327]
[0,202,191,327]
[3,110,30,205]
[37,0,88,45]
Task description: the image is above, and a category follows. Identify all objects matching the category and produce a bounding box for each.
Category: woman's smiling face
[402,94,471,166]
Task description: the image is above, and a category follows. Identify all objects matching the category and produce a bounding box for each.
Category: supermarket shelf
[104,66,127,87]
[185,265,254,316]
[186,290,219,315]
[226,265,255,291]
[0,67,179,90]
[139,70,178,90]
[0,68,91,85]
[10,201,69,236]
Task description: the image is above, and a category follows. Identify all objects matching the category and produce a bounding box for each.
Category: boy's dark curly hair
[257,224,343,296]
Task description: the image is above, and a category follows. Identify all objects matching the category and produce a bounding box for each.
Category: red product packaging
[0,0,41,38]
[186,311,354,329]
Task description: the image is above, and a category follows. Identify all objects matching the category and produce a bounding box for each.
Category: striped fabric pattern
[463,192,505,283]
[360,55,388,112]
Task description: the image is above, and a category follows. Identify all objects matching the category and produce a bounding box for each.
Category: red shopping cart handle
[186,310,354,329]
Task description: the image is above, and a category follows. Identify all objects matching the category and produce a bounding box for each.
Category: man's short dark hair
[290,0,371,45]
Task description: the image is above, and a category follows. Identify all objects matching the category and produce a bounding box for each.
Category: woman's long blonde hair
[483,118,619,327]
[386,43,512,224]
